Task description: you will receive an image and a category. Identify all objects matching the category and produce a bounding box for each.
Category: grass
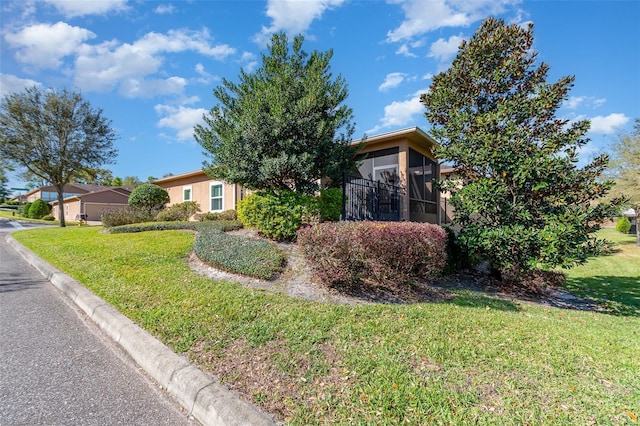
[12,226,640,425]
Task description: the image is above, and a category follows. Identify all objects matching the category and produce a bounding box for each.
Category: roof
[351,126,438,149]
[49,187,131,205]
[153,170,209,184]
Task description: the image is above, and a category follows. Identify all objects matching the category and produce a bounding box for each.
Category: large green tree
[421,18,622,281]
[0,86,117,226]
[194,32,359,195]
[608,119,640,205]
[608,119,640,245]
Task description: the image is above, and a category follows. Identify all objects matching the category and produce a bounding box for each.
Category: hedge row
[108,220,242,234]
[298,221,448,288]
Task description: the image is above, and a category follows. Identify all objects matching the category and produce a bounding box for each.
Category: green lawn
[12,226,640,425]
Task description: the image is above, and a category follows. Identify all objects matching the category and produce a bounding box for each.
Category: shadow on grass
[565,275,640,317]
[446,290,521,312]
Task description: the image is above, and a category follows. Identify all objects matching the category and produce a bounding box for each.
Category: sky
[1,0,639,193]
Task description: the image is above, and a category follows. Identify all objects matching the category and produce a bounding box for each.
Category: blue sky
[1,0,639,192]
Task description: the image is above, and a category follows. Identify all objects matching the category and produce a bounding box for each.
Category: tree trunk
[56,186,66,227]
[635,205,639,247]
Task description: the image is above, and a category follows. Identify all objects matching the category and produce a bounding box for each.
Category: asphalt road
[0,218,198,425]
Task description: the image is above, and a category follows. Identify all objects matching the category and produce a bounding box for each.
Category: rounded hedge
[616,216,632,234]
[28,199,51,219]
[128,184,170,212]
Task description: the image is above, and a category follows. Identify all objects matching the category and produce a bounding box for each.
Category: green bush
[19,202,32,217]
[155,201,200,222]
[237,191,318,241]
[198,209,238,221]
[108,220,242,234]
[193,230,284,279]
[298,221,448,288]
[318,188,342,222]
[616,216,632,234]
[28,199,51,219]
[42,214,55,221]
[128,184,170,213]
[101,207,157,227]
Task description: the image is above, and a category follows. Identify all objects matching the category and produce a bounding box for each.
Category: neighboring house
[50,187,132,222]
[347,126,441,224]
[24,183,113,203]
[154,170,244,213]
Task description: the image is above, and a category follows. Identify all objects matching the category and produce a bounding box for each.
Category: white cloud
[396,43,417,57]
[428,34,464,63]
[366,89,427,134]
[119,76,187,98]
[154,4,176,14]
[563,96,606,110]
[255,0,346,43]
[194,63,218,84]
[379,72,407,92]
[589,113,629,134]
[155,104,207,141]
[43,0,128,17]
[0,74,41,97]
[386,0,518,43]
[4,21,95,69]
[74,28,235,96]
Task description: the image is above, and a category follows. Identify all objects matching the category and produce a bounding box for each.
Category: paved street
[0,218,197,425]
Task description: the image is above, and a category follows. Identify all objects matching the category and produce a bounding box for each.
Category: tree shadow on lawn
[565,275,640,317]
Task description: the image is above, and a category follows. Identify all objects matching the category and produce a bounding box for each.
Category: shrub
[155,201,200,222]
[198,209,238,221]
[237,191,318,241]
[194,230,284,279]
[128,184,170,213]
[42,214,55,221]
[298,221,448,288]
[28,199,51,219]
[616,216,632,234]
[101,207,156,227]
[19,202,32,217]
[108,220,242,234]
[318,188,342,222]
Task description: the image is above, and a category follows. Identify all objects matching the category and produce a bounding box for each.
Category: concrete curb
[6,234,276,426]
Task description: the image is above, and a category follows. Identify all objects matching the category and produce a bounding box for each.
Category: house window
[65,204,70,217]
[183,186,192,202]
[210,183,223,212]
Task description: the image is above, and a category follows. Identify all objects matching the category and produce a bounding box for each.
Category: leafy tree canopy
[608,118,640,206]
[195,32,359,195]
[0,86,117,226]
[421,17,623,280]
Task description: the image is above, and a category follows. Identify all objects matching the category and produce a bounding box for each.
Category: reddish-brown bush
[297,221,448,288]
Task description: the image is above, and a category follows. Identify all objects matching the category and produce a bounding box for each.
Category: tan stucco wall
[156,173,238,212]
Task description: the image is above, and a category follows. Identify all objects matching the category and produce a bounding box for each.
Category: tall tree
[421,18,623,281]
[0,162,10,202]
[608,119,640,245]
[0,86,117,226]
[608,119,640,204]
[194,32,359,195]
[72,167,114,186]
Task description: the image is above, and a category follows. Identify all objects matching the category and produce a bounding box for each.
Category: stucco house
[154,170,245,214]
[50,187,132,222]
[155,127,446,224]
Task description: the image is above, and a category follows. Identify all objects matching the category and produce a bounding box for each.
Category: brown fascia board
[351,126,438,150]
[153,169,207,184]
